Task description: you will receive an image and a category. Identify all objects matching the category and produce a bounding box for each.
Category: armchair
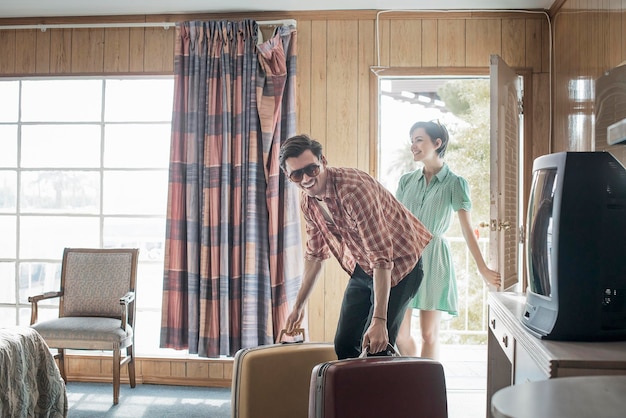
[29,247,139,405]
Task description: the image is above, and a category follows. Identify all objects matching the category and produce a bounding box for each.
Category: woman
[395,120,501,359]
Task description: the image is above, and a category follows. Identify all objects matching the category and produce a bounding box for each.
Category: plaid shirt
[302,166,432,286]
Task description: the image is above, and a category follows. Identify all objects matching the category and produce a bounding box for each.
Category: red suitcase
[308,354,448,418]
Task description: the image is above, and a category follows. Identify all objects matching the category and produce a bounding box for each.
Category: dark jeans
[334,259,423,359]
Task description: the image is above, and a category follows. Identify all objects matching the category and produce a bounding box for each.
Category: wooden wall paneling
[296,19,312,134]
[208,362,225,380]
[186,361,209,379]
[421,19,438,67]
[607,7,623,69]
[524,19,543,71]
[620,0,626,63]
[0,30,16,74]
[71,28,105,73]
[129,27,146,72]
[389,19,422,67]
[531,73,552,159]
[358,19,374,173]
[15,30,36,74]
[502,18,526,67]
[308,19,328,343]
[377,18,390,68]
[325,19,359,342]
[142,359,172,378]
[437,19,465,66]
[35,29,51,74]
[67,356,102,378]
[170,361,187,378]
[49,29,72,74]
[104,28,130,73]
[552,13,573,151]
[465,19,501,67]
[143,27,174,73]
[541,17,551,74]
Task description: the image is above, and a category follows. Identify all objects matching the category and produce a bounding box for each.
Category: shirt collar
[419,163,450,182]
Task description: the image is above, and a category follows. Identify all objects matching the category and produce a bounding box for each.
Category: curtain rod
[0,19,296,31]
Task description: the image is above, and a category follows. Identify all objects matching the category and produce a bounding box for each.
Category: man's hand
[284,306,305,334]
[361,317,389,354]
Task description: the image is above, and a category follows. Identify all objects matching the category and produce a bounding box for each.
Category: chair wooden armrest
[119,291,135,331]
[28,291,63,325]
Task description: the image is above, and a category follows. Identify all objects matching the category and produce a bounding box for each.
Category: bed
[0,326,67,418]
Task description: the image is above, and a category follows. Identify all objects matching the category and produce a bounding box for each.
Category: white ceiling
[0,0,556,19]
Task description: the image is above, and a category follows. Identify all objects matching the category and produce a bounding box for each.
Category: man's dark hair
[279,134,324,171]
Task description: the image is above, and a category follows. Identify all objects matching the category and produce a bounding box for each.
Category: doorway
[377,76,491,344]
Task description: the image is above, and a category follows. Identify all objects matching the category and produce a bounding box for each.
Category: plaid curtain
[161,20,302,357]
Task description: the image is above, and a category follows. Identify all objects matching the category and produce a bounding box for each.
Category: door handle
[479,220,511,231]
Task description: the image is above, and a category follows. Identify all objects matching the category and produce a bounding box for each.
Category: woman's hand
[479,265,501,287]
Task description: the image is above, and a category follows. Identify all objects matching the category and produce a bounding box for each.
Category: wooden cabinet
[487,292,626,418]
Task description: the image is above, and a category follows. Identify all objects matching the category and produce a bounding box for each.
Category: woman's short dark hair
[409,120,450,158]
[279,134,324,170]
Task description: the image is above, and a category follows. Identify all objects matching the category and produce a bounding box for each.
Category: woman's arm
[457,209,501,287]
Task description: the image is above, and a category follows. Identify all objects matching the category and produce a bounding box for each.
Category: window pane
[0,307,16,327]
[0,216,16,258]
[136,263,164,309]
[0,125,17,167]
[103,217,165,261]
[104,124,171,168]
[20,216,99,258]
[0,81,19,122]
[0,262,16,303]
[0,171,17,212]
[21,171,100,214]
[19,262,62,303]
[105,79,174,122]
[21,79,102,122]
[103,171,168,215]
[21,125,101,168]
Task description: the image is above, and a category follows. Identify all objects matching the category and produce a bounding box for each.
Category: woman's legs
[419,309,442,360]
[395,309,418,356]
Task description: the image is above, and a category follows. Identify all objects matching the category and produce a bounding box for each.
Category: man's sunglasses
[287,163,320,183]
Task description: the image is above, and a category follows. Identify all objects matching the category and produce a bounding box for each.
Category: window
[0,77,173,355]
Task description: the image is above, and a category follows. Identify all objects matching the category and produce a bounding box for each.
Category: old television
[521,151,626,340]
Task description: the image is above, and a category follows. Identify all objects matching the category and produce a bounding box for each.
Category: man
[279,134,432,359]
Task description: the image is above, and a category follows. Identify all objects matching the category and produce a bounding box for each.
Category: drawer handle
[502,335,508,347]
[491,319,496,329]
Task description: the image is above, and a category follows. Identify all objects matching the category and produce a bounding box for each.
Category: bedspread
[0,326,67,418]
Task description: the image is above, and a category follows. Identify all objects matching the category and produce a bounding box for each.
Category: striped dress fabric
[396,163,471,315]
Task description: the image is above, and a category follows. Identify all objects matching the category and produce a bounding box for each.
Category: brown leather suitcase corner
[231,330,337,418]
[308,356,448,418]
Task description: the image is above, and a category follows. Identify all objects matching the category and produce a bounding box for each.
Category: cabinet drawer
[489,310,514,362]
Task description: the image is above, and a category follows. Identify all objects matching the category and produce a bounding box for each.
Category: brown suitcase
[308,354,448,418]
[231,329,337,418]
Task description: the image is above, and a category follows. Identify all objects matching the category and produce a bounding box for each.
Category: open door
[489,55,523,291]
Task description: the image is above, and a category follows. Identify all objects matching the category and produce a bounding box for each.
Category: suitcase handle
[359,343,399,358]
[277,328,306,344]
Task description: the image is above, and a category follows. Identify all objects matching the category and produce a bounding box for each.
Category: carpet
[66,382,231,418]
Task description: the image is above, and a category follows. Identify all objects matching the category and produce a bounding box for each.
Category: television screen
[526,168,557,298]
